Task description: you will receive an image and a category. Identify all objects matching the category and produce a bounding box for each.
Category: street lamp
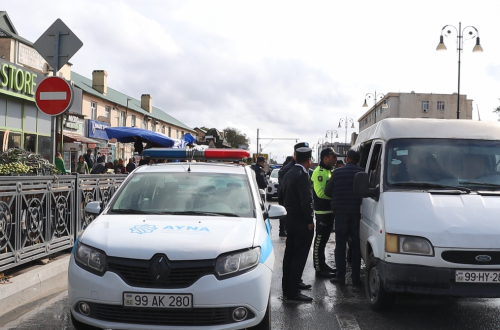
[325,130,338,145]
[363,91,388,123]
[338,117,355,145]
[436,22,483,119]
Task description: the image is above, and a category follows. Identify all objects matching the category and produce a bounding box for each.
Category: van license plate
[123,293,192,308]
[455,271,500,283]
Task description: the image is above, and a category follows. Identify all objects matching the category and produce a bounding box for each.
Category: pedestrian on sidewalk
[76,155,90,174]
[311,147,338,278]
[325,149,364,286]
[55,152,67,174]
[279,147,315,302]
[83,149,95,169]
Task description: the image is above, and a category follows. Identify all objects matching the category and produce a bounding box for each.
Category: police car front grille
[107,256,215,288]
[86,302,239,326]
[441,251,500,265]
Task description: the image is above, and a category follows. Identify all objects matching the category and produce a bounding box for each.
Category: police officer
[252,156,268,190]
[279,147,315,302]
[311,147,338,278]
[278,142,309,237]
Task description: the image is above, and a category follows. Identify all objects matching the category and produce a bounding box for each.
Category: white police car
[69,148,286,330]
[266,169,280,200]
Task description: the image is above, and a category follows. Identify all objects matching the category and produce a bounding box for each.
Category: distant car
[68,149,287,330]
[266,169,280,199]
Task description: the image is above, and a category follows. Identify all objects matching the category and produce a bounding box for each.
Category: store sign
[67,115,84,124]
[0,58,43,101]
[88,119,110,140]
[18,43,45,72]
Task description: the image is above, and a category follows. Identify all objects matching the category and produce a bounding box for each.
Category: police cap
[294,142,309,150]
[296,147,312,162]
[320,147,340,159]
[257,156,265,162]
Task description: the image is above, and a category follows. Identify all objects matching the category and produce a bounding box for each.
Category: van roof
[354,118,500,147]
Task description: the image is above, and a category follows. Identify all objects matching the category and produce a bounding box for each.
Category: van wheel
[71,312,103,330]
[247,296,271,330]
[365,253,395,311]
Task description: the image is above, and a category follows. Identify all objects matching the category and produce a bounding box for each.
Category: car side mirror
[85,201,102,215]
[354,172,379,200]
[266,204,287,219]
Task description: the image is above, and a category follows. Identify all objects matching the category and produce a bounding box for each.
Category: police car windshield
[385,138,500,191]
[110,172,255,217]
[270,169,279,178]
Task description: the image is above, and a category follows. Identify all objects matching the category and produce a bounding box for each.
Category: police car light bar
[142,148,250,160]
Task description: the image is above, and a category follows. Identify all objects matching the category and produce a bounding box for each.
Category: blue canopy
[105,127,176,147]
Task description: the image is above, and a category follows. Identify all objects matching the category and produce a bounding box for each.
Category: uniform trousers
[282,228,314,297]
[313,213,334,271]
[334,214,361,280]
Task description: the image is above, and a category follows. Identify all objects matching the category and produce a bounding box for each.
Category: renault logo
[475,255,492,262]
[150,256,169,281]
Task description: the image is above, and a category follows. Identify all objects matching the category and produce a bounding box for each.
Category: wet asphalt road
[2,199,500,329]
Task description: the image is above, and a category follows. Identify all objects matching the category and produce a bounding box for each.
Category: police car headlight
[385,233,434,256]
[215,247,261,277]
[74,242,107,276]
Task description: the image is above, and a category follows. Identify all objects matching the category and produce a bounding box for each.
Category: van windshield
[385,139,500,191]
[110,172,255,217]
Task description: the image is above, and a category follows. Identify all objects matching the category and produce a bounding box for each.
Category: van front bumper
[378,261,500,297]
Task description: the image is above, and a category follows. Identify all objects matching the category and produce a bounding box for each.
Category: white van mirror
[354,172,379,200]
[85,201,102,215]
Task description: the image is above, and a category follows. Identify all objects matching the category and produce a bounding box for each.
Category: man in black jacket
[83,149,95,170]
[279,147,315,302]
[325,149,364,286]
[252,156,268,190]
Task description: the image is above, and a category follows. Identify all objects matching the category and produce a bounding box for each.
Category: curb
[0,256,70,319]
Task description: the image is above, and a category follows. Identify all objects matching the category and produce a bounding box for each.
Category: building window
[131,115,136,127]
[105,106,110,119]
[437,101,445,110]
[421,101,429,111]
[91,102,97,120]
[161,125,165,134]
[152,122,156,132]
[181,131,184,137]
[120,111,126,126]
[168,127,171,137]
[143,118,148,130]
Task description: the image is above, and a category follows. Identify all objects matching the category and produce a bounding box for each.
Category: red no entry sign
[35,77,74,116]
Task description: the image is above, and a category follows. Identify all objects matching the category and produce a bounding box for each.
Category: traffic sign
[35,77,73,116]
[33,19,83,72]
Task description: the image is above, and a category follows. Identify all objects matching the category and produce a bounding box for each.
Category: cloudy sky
[5,1,500,162]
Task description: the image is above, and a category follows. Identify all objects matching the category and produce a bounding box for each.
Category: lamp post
[325,130,338,145]
[436,22,483,119]
[338,117,355,145]
[362,91,388,123]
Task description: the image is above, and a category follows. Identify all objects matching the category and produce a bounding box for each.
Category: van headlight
[74,242,108,276]
[385,234,434,256]
[215,247,260,278]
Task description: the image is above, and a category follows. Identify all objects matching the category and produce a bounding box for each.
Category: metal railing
[0,174,127,272]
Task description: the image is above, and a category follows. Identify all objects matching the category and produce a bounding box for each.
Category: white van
[352,118,500,310]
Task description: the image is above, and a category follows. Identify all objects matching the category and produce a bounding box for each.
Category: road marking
[336,314,361,330]
[40,91,67,100]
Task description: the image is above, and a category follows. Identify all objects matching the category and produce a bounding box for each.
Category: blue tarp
[105,127,196,148]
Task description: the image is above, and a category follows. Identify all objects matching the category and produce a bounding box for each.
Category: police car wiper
[391,182,471,193]
[458,181,500,188]
[159,211,241,217]
[110,208,149,214]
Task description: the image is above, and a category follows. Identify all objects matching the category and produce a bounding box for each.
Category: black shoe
[287,293,313,302]
[279,232,287,237]
[315,269,336,278]
[324,265,337,273]
[330,277,345,285]
[298,282,312,290]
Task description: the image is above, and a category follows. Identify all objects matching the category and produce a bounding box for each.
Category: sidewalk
[0,253,70,320]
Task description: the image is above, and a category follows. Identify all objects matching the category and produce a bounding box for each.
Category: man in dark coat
[324,149,364,286]
[83,149,95,170]
[279,147,315,302]
[278,142,309,237]
[252,156,268,190]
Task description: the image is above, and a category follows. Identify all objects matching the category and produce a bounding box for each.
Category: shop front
[0,58,52,158]
[87,119,114,162]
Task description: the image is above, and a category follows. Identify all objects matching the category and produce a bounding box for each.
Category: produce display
[0,148,60,175]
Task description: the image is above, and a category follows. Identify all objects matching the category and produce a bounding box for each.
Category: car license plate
[123,292,192,308]
[455,270,500,283]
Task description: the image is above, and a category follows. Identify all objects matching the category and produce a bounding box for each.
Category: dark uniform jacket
[277,160,295,205]
[83,154,95,169]
[324,162,364,215]
[278,164,314,233]
[252,164,268,189]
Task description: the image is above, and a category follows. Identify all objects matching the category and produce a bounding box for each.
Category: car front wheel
[365,253,395,311]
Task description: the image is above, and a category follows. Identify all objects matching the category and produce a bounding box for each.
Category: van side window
[368,144,383,188]
[359,141,372,169]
